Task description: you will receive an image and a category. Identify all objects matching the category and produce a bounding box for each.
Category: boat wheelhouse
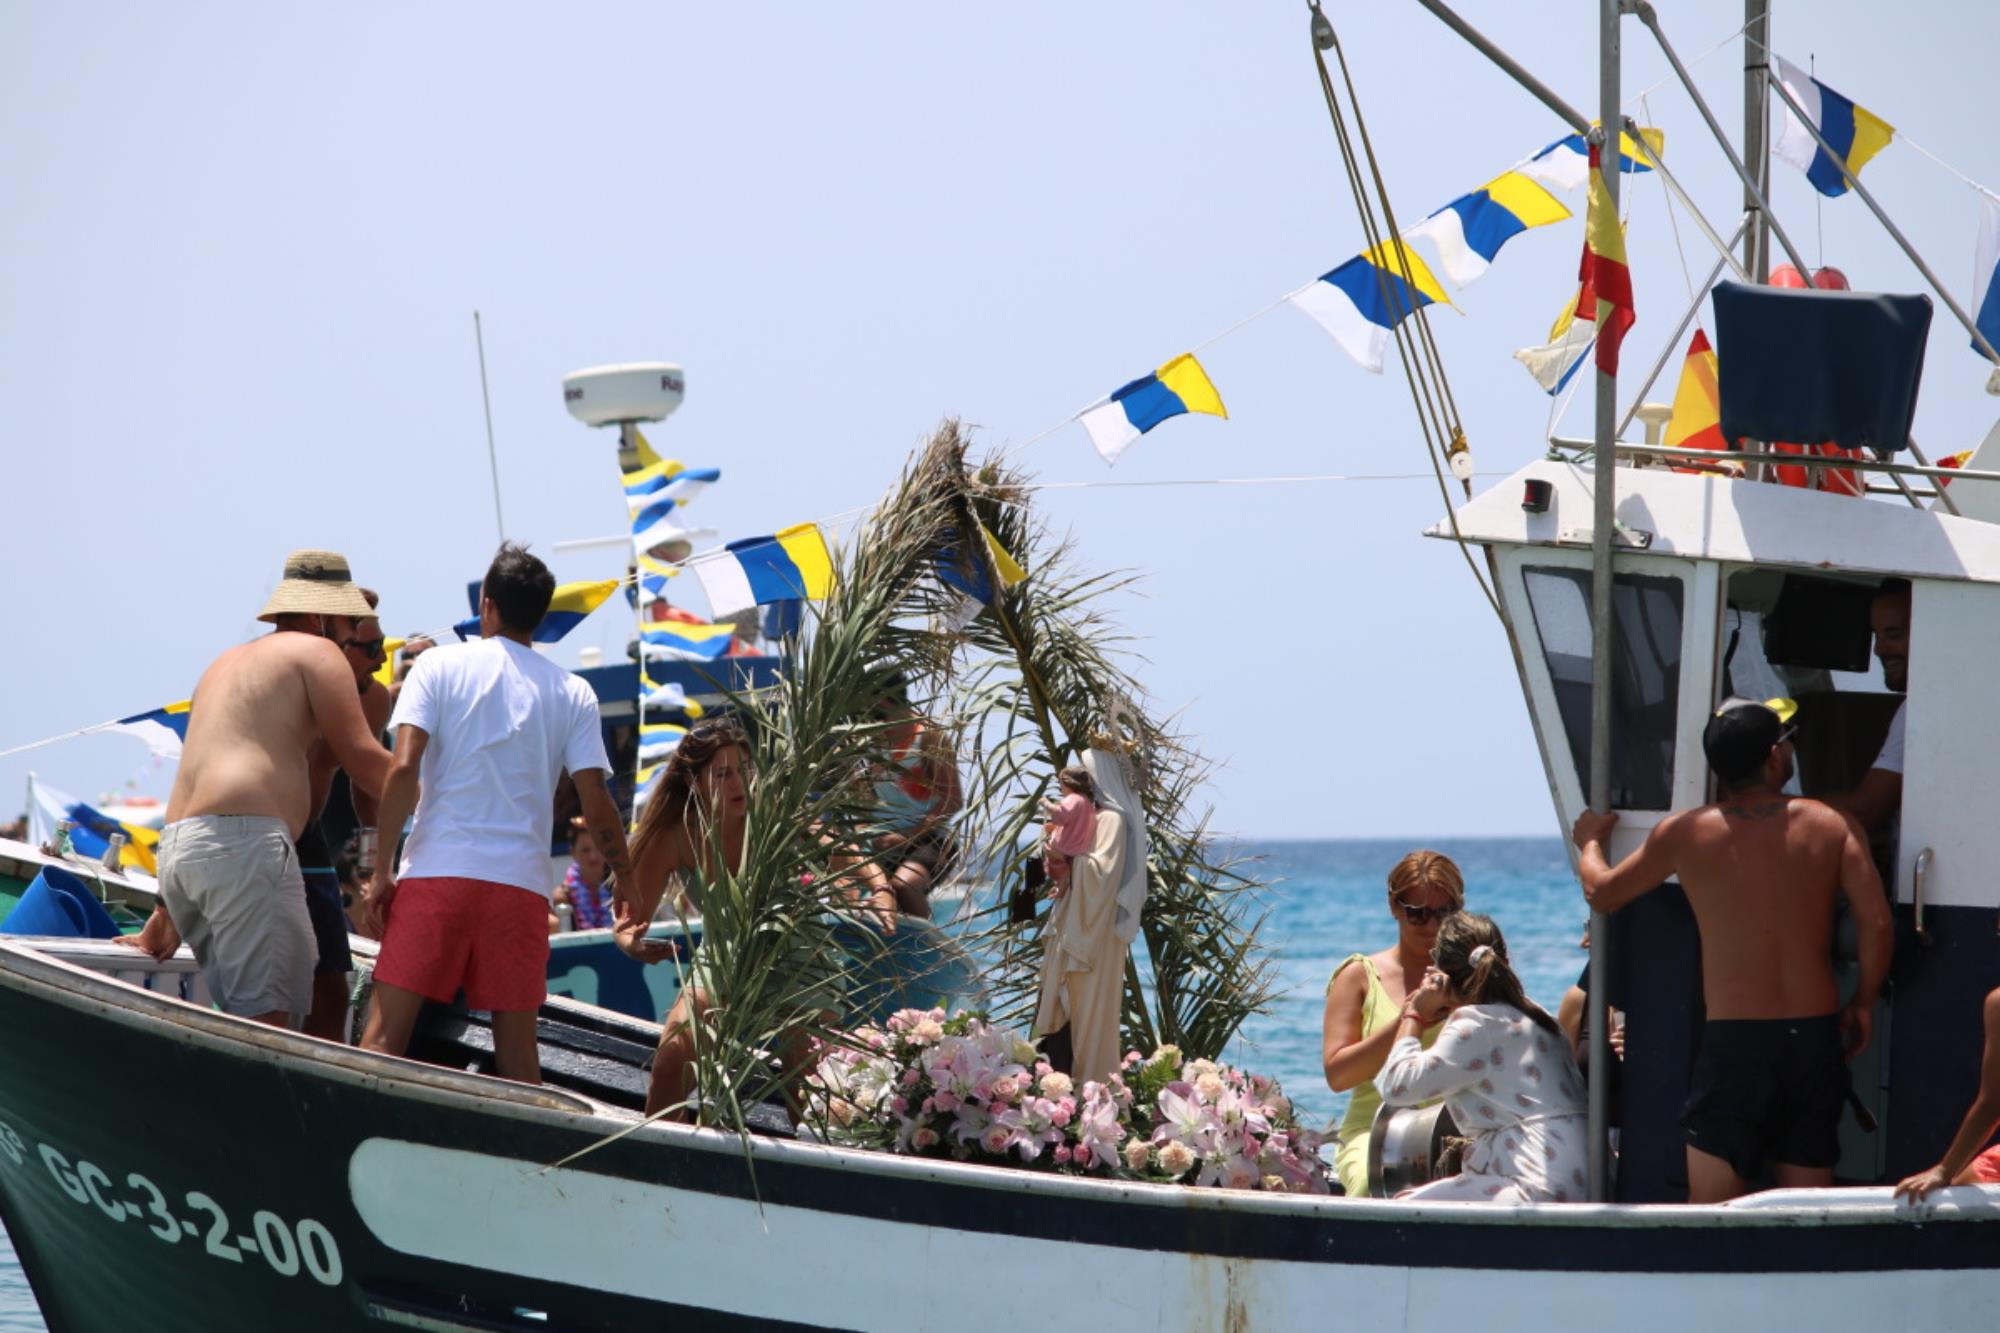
[1443,455,2000,1200]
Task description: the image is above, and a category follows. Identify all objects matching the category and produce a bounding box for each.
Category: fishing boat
[4,4,2000,1329]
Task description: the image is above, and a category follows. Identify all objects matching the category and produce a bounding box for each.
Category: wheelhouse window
[1721,568,1897,803]
[1523,566,1684,810]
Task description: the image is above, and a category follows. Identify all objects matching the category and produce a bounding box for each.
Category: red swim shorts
[374,877,550,1013]
[1971,1144,2000,1184]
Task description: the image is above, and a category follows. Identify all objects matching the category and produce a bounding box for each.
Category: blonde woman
[1321,850,1463,1197]
[1377,912,1590,1203]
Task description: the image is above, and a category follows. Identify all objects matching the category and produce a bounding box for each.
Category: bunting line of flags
[1067,122,1658,465]
[27,55,2000,783]
[1058,49,1995,469]
[624,431,721,563]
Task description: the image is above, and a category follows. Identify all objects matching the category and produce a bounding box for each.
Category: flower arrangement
[803,1008,1328,1193]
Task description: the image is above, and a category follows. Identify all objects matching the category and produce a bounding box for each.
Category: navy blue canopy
[1711,281,1932,453]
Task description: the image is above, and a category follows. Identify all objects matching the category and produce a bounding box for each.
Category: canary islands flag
[638,722,688,764]
[625,463,720,512]
[1518,125,1664,192]
[1513,288,1596,397]
[1078,353,1227,466]
[641,622,735,661]
[1972,192,2000,360]
[453,578,621,644]
[538,579,621,641]
[935,522,1027,605]
[1772,56,1893,199]
[640,679,702,717]
[691,524,835,618]
[26,775,160,875]
[1406,172,1570,286]
[107,700,192,761]
[1290,240,1450,374]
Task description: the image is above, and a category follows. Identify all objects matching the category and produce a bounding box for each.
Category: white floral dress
[1374,1003,1589,1203]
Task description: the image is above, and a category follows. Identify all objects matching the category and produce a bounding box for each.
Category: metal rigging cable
[1306,3,1501,619]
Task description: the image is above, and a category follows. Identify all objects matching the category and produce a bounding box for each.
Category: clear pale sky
[3,2,1994,838]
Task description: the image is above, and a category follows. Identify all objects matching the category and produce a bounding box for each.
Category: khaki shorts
[158,815,315,1025]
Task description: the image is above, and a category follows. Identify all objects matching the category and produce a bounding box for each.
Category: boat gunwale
[2,937,1995,1236]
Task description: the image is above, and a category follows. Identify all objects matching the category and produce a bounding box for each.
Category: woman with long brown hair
[612,719,754,1117]
[1376,912,1589,1203]
[1321,850,1464,1196]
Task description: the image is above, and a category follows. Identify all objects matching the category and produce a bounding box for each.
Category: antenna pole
[1743,0,1772,282]
[1585,0,1624,1207]
[474,311,507,545]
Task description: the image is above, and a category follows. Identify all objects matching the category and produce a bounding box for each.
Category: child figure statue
[1041,766,1099,896]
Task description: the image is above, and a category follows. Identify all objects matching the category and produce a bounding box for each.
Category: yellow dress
[1329,953,1440,1198]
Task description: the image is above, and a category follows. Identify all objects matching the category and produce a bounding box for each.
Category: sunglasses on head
[1396,899,1453,925]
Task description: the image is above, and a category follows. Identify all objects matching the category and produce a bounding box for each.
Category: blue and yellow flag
[1772,55,1893,198]
[1078,354,1227,465]
[692,524,835,618]
[641,622,736,661]
[455,579,621,644]
[108,700,192,760]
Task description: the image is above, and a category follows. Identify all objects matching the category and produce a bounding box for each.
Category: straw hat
[258,549,377,623]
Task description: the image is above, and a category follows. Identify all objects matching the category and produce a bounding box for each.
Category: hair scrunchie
[1468,944,1496,968]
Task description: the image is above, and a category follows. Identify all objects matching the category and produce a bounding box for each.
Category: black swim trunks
[294,823,353,976]
[1683,1014,1847,1180]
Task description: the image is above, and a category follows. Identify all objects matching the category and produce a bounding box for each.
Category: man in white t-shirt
[358,543,633,1083]
[1828,578,1909,835]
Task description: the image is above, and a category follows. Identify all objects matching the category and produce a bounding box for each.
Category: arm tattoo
[594,826,631,876]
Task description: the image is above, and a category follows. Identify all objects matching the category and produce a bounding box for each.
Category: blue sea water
[1220,837,1582,1131]
[0,836,1578,1328]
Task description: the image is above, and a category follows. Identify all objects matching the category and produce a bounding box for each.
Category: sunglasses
[341,636,388,659]
[1396,899,1453,926]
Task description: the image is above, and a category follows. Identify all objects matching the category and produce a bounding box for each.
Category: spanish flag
[1578,144,1634,376]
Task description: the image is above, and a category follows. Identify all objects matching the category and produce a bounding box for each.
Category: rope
[1308,4,1502,622]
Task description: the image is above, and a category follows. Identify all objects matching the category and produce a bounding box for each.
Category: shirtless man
[1572,696,1894,1203]
[123,551,393,1030]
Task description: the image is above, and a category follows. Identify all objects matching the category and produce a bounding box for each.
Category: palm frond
[681,421,1273,1143]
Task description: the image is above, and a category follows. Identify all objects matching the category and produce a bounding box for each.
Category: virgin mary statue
[1034,747,1149,1087]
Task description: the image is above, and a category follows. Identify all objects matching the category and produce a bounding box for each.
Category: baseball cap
[1702,697,1798,783]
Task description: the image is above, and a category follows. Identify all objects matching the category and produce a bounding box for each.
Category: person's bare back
[1658,796,1865,1022]
[167,633,391,840]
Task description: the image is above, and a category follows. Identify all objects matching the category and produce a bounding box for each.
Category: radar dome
[562,363,686,427]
